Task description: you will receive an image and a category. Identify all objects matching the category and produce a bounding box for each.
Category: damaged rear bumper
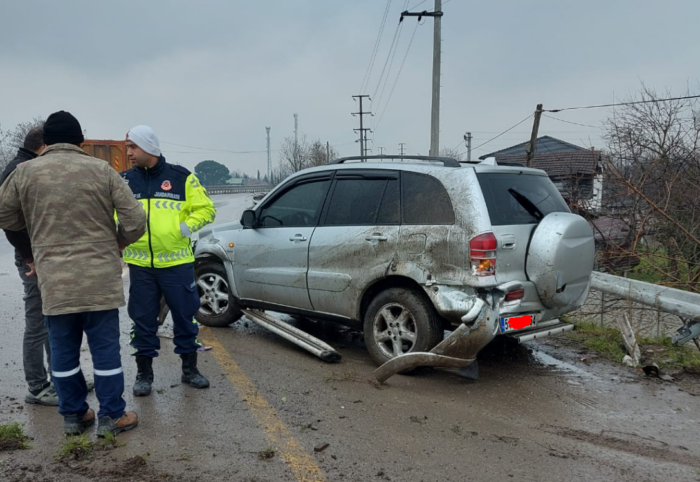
[374,297,498,383]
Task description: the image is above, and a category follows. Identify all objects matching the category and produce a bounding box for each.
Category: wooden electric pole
[526,104,543,167]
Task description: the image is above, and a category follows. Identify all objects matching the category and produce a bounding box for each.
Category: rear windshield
[477,173,570,225]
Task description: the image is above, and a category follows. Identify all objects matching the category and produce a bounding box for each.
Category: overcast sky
[2,0,699,175]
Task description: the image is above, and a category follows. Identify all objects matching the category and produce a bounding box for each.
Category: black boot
[133,356,153,397]
[180,352,210,389]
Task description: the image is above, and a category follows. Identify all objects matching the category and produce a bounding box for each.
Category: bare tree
[308,140,339,167]
[439,147,464,162]
[598,85,700,291]
[278,134,310,176]
[0,117,44,171]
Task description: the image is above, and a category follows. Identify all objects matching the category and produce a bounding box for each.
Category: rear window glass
[402,172,455,225]
[477,173,569,226]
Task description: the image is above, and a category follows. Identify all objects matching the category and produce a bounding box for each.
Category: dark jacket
[0,143,147,315]
[0,148,37,261]
[119,156,215,268]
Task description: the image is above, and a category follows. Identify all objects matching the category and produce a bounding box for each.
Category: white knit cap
[127,125,161,157]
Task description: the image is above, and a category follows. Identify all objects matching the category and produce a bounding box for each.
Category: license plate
[500,315,533,333]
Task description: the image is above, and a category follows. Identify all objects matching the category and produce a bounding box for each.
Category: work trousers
[128,263,202,358]
[45,309,125,419]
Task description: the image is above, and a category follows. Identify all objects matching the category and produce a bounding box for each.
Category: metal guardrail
[589,272,700,321]
[205,185,272,195]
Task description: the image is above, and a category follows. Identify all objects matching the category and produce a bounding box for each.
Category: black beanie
[43,111,85,146]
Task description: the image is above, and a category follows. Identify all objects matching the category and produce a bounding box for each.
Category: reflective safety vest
[119,156,215,268]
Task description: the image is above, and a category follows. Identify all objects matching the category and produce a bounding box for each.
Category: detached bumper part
[243,310,342,363]
[506,320,573,343]
[374,299,495,384]
[672,321,700,347]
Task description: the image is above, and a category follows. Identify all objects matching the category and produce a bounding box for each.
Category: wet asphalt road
[1,193,700,481]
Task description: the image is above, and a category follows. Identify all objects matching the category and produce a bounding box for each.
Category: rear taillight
[470,232,497,277]
[505,289,524,302]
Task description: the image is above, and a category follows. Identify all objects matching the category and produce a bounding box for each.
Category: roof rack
[331,155,461,168]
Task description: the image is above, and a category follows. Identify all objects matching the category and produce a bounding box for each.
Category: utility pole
[294,113,299,167]
[399,143,406,156]
[265,126,271,179]
[352,95,372,159]
[326,141,330,163]
[526,104,543,167]
[464,132,472,162]
[401,1,443,156]
[378,147,385,155]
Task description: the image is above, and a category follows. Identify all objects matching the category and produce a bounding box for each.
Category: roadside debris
[374,299,488,383]
[672,320,700,348]
[492,434,520,446]
[243,310,341,363]
[314,443,330,453]
[258,447,276,460]
[642,363,675,382]
[616,314,641,367]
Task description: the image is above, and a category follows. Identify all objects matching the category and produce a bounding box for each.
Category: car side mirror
[241,209,257,228]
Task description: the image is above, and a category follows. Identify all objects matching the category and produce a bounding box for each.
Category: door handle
[366,233,388,242]
[501,235,516,250]
[289,234,308,242]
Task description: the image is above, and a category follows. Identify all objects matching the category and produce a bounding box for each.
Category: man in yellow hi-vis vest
[120,125,215,396]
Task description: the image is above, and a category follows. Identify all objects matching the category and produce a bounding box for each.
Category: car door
[234,173,332,310]
[307,170,400,318]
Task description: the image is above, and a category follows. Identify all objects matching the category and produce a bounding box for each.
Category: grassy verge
[0,423,31,451]
[565,320,700,372]
[57,435,94,461]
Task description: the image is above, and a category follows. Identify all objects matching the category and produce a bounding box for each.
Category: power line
[471,114,534,152]
[373,22,406,111]
[360,0,392,93]
[545,94,700,113]
[371,3,408,102]
[375,21,420,131]
[542,114,598,129]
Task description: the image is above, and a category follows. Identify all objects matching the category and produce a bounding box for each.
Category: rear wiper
[508,188,544,221]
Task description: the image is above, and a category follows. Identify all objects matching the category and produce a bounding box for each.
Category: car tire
[363,288,444,367]
[194,261,243,327]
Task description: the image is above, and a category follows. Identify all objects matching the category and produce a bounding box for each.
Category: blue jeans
[128,263,202,358]
[45,309,126,419]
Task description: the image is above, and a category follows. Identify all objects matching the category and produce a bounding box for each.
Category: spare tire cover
[526,212,595,309]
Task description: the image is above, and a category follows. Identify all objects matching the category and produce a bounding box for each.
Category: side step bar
[242,309,342,363]
[507,321,574,343]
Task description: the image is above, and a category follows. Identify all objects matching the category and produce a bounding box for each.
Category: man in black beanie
[0,110,147,437]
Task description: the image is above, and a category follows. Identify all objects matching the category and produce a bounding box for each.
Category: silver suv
[193,156,594,370]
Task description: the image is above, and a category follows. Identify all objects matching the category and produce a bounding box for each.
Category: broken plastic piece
[672,321,700,346]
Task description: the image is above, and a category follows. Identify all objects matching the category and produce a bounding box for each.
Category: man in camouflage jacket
[0,111,146,437]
